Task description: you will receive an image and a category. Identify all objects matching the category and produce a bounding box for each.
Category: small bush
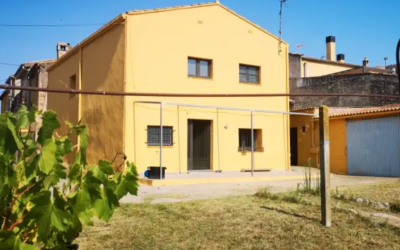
[332,187,354,201]
[390,203,400,213]
[282,192,303,204]
[297,158,321,196]
[255,187,279,200]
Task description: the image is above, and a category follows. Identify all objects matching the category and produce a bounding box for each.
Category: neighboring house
[47,2,290,173]
[289,41,399,109]
[5,59,56,112]
[290,105,400,177]
[289,36,360,78]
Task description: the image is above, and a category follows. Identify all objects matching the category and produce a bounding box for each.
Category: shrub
[0,106,138,250]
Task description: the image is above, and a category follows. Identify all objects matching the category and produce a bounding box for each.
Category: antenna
[295,44,304,52]
[278,0,288,53]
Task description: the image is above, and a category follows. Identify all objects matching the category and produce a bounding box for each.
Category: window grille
[147,126,173,146]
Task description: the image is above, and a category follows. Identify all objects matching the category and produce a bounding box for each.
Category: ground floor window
[147,126,173,146]
[238,129,263,152]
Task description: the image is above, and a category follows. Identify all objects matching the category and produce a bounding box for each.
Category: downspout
[285,44,290,170]
[77,47,83,150]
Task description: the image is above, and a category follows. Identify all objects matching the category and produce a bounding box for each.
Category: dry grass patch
[77,195,400,250]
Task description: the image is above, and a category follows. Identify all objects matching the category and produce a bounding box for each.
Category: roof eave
[47,14,127,72]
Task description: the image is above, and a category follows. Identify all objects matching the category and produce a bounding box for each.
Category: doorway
[188,120,211,170]
[290,127,298,166]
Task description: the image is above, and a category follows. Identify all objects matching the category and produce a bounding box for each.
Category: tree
[0,106,138,250]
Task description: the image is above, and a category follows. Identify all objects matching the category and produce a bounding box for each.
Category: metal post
[160,102,163,180]
[319,105,331,227]
[251,110,254,177]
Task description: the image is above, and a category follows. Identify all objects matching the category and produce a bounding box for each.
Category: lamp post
[384,57,388,69]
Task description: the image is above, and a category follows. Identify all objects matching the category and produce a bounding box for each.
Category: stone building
[289,36,398,109]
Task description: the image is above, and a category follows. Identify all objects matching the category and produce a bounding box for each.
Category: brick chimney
[326,36,336,61]
[56,42,72,59]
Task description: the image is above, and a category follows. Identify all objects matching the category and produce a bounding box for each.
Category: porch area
[138,166,327,186]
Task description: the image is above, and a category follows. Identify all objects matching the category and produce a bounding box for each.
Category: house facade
[290,106,400,177]
[47,2,290,173]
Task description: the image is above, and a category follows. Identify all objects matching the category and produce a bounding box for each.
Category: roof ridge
[302,56,361,67]
[126,2,218,14]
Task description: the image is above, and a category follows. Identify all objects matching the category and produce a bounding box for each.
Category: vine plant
[0,106,138,250]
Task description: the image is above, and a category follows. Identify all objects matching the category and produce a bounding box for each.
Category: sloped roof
[301,56,361,68]
[23,59,56,68]
[125,1,285,43]
[49,1,286,71]
[293,105,400,119]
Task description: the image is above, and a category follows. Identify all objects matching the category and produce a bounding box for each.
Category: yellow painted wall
[80,23,125,164]
[290,112,316,167]
[47,52,80,157]
[48,21,125,164]
[301,59,355,77]
[313,119,347,174]
[125,5,289,173]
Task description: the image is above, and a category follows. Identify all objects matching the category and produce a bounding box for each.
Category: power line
[0,63,19,66]
[1,85,400,99]
[0,23,105,27]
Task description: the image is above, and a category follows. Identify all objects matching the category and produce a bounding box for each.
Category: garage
[346,116,400,177]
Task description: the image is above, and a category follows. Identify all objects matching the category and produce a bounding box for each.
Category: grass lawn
[335,181,400,204]
[77,184,400,250]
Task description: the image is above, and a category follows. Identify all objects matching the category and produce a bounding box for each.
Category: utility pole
[319,105,331,227]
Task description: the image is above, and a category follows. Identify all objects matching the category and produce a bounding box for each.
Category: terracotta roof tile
[293,105,400,118]
[23,59,56,67]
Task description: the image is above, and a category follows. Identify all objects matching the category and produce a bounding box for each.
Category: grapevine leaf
[115,162,139,199]
[16,106,29,129]
[0,230,20,250]
[20,243,39,250]
[44,163,66,189]
[78,210,94,226]
[56,137,73,157]
[0,114,21,152]
[98,160,114,175]
[38,139,57,174]
[93,189,118,222]
[88,165,107,183]
[28,191,72,243]
[67,163,82,184]
[74,187,91,213]
[37,111,60,145]
[27,105,38,123]
[24,155,38,182]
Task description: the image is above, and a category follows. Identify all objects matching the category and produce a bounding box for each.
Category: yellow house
[47,2,291,174]
[291,105,400,177]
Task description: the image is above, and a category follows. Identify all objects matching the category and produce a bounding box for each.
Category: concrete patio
[138,166,326,186]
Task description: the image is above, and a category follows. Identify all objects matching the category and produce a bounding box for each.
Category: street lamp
[384,57,388,68]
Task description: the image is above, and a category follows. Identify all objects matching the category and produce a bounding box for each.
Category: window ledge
[238,147,264,153]
[188,76,213,80]
[239,82,261,85]
[147,145,174,148]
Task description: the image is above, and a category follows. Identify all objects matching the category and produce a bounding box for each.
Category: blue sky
[0,0,399,86]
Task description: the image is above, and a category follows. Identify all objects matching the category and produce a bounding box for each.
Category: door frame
[187,119,213,171]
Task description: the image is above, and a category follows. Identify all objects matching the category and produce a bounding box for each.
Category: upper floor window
[239,64,260,84]
[188,57,212,78]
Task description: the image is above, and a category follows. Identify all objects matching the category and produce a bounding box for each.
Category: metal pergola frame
[135,101,314,179]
